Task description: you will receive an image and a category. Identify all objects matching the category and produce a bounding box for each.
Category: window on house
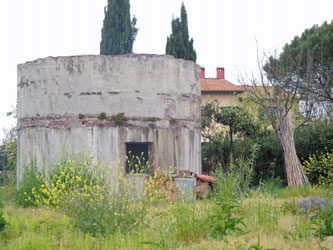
[126,143,150,174]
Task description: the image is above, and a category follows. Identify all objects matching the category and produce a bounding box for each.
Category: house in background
[200,67,244,106]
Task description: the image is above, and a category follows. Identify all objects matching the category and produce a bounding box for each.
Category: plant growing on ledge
[169,118,176,124]
[98,112,107,120]
[112,113,125,126]
[147,117,160,122]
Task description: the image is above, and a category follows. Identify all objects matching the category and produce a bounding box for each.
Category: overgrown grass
[1,187,333,249]
[1,153,333,249]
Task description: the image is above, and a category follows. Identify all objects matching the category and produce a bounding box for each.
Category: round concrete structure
[17,54,201,178]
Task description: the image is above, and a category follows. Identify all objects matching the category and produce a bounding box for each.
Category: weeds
[0,197,9,235]
[112,113,125,125]
[98,112,107,120]
[29,154,150,235]
[15,160,44,208]
[207,199,246,240]
[126,151,151,174]
[297,197,333,238]
[246,234,277,250]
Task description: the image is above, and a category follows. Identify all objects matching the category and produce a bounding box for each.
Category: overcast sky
[0,0,332,140]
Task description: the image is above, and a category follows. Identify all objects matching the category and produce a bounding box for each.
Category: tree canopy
[266,20,333,106]
[100,0,138,55]
[202,103,258,159]
[166,3,196,62]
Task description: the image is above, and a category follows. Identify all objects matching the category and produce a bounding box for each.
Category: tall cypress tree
[166,3,196,62]
[100,0,138,55]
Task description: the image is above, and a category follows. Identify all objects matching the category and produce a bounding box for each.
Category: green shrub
[98,112,107,120]
[112,113,124,125]
[295,120,333,163]
[0,197,9,234]
[15,161,44,207]
[303,151,333,186]
[252,130,284,184]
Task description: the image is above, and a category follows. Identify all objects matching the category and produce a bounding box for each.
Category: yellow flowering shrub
[303,150,333,187]
[27,153,176,235]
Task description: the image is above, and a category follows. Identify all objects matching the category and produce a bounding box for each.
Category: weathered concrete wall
[17,54,201,179]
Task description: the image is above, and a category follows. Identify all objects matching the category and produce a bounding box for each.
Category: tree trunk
[279,114,309,186]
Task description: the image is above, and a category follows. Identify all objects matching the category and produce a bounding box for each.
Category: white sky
[0,0,332,140]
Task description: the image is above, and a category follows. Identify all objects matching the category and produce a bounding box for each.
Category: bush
[0,197,9,234]
[30,154,147,234]
[112,113,125,125]
[252,130,284,184]
[202,130,284,185]
[202,120,333,186]
[28,153,175,235]
[295,120,333,162]
[15,160,44,207]
[303,151,333,187]
[202,136,229,173]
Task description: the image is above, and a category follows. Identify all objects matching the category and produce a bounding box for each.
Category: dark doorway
[126,143,149,173]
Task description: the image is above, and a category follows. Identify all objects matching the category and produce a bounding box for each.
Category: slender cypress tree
[100,0,138,55]
[166,3,196,62]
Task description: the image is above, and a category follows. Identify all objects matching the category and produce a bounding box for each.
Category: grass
[0,184,332,249]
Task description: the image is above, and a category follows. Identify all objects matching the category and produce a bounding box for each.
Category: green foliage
[252,130,284,184]
[252,201,279,231]
[112,112,124,125]
[6,138,17,173]
[297,197,333,238]
[169,117,176,124]
[100,0,138,55]
[212,144,258,202]
[311,206,333,238]
[258,177,284,196]
[303,150,333,186]
[266,20,333,104]
[98,112,107,120]
[215,106,259,138]
[31,154,149,235]
[295,120,333,162]
[169,202,209,244]
[201,103,259,172]
[207,200,246,240]
[1,186,333,249]
[203,117,333,185]
[15,161,44,208]
[0,197,9,234]
[166,3,196,62]
[202,103,258,138]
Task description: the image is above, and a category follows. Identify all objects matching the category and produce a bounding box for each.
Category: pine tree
[166,3,196,62]
[100,0,138,55]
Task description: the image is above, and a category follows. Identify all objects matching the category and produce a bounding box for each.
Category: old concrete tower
[17,54,201,179]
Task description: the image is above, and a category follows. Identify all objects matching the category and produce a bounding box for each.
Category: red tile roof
[201,78,244,92]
